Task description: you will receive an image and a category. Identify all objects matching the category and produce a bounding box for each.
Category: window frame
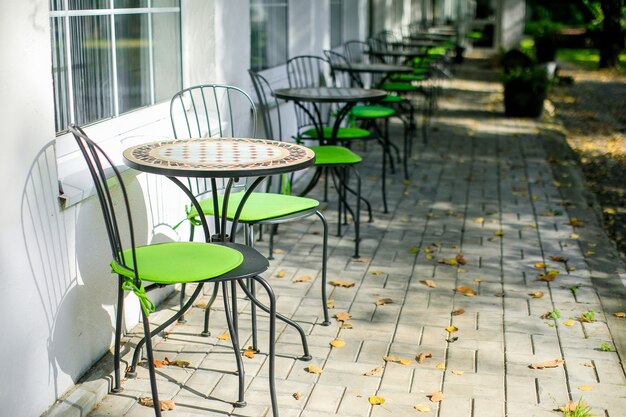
[249,0,289,71]
[330,0,343,48]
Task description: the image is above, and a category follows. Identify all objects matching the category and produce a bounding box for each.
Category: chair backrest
[68,124,139,284]
[323,49,364,88]
[344,40,369,64]
[248,70,281,142]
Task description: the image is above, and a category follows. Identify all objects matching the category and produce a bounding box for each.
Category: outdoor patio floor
[69,60,626,417]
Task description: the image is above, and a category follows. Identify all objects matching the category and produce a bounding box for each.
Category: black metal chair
[68,124,279,416]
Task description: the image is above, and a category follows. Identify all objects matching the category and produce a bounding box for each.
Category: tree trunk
[599,0,623,68]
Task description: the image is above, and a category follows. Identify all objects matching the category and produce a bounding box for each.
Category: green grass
[556,48,626,70]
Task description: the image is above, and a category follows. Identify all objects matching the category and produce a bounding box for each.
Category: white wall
[499,0,526,50]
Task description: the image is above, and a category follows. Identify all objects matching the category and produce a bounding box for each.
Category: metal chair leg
[140,309,163,417]
[348,165,362,258]
[201,283,220,337]
[178,284,187,323]
[222,281,246,408]
[113,276,125,393]
[315,211,331,326]
[246,225,259,352]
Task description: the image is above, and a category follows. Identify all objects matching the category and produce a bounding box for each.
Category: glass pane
[50,0,65,11]
[50,17,70,131]
[69,0,110,10]
[69,15,114,125]
[115,14,151,113]
[114,0,148,8]
[250,2,288,70]
[330,0,342,48]
[152,12,181,102]
[152,0,179,6]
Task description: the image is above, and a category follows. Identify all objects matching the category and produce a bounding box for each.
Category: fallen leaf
[416,352,432,364]
[581,362,594,368]
[275,270,286,278]
[152,359,165,368]
[399,359,411,365]
[335,312,352,322]
[429,391,444,403]
[436,362,445,369]
[425,254,434,260]
[414,404,432,412]
[329,339,346,348]
[570,233,580,239]
[529,359,564,369]
[422,279,437,288]
[326,299,335,308]
[568,218,584,227]
[292,274,313,283]
[473,278,482,283]
[438,258,458,266]
[138,398,176,411]
[603,208,616,215]
[473,217,484,224]
[458,268,468,273]
[614,312,625,318]
[452,308,465,316]
[538,273,557,282]
[495,231,505,236]
[272,248,284,254]
[329,280,355,288]
[193,301,207,309]
[408,246,420,254]
[293,392,302,400]
[341,322,354,329]
[578,385,593,391]
[529,291,544,298]
[446,336,459,343]
[455,252,467,265]
[364,365,385,376]
[368,395,385,405]
[563,320,576,327]
[353,257,371,263]
[455,286,476,296]
[375,298,394,305]
[559,401,588,413]
[535,263,547,269]
[305,364,323,374]
[383,355,411,365]
[451,370,464,375]
[162,358,190,368]
[242,347,256,359]
[217,331,230,341]
[370,270,385,276]
[549,256,569,263]
[445,325,458,333]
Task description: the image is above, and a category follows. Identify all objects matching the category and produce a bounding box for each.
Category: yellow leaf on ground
[341,322,354,329]
[570,233,580,239]
[426,254,434,260]
[138,398,176,411]
[535,263,547,269]
[217,332,230,341]
[399,359,412,365]
[353,257,371,263]
[436,363,445,369]
[272,248,284,254]
[603,208,617,215]
[152,359,165,368]
[305,364,323,374]
[581,362,594,368]
[429,392,444,403]
[549,256,569,263]
[458,268,468,273]
[275,270,286,278]
[329,339,346,348]
[370,270,385,276]
[375,298,393,305]
[383,355,411,365]
[326,299,335,308]
[292,274,313,283]
[408,246,420,254]
[451,370,464,375]
[364,365,385,376]
[438,258,458,266]
[452,308,465,316]
[495,231,505,236]
[537,273,556,282]
[193,301,207,309]
[614,312,626,318]
[414,405,432,412]
[578,385,593,391]
[368,396,385,405]
[445,325,458,333]
[335,311,352,322]
[455,286,476,296]
[422,279,437,288]
[417,352,432,364]
[529,359,564,369]
[568,218,584,227]
[242,347,256,359]
[455,252,467,265]
[293,392,302,400]
[473,278,482,283]
[559,401,589,413]
[329,280,355,288]
[563,320,576,327]
[473,217,484,224]
[529,291,544,298]
[162,358,190,368]
[547,270,560,276]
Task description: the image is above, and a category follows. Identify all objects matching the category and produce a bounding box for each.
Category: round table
[330,63,413,88]
[367,49,427,64]
[123,137,315,242]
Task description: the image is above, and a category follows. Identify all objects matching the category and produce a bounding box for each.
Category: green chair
[68,125,280,417]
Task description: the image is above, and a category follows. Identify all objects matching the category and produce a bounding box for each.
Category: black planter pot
[454,46,465,64]
[504,81,546,117]
[535,35,557,63]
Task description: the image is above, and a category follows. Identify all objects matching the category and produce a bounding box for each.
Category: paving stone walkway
[78,61,626,417]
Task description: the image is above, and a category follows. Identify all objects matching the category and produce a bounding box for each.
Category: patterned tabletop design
[123,137,315,178]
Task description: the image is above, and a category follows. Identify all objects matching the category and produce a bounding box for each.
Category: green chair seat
[350,105,395,118]
[302,126,370,139]
[382,82,420,92]
[112,242,244,284]
[310,145,362,165]
[188,191,319,222]
[391,73,427,82]
[382,94,404,103]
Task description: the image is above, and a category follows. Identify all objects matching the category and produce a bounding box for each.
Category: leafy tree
[598,0,624,68]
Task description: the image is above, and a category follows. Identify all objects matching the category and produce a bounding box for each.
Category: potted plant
[502,66,549,118]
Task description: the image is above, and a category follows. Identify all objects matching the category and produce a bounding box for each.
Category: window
[330,0,342,48]
[250,0,288,71]
[50,0,182,133]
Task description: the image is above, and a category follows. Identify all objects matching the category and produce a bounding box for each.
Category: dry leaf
[452,308,465,316]
[370,270,385,276]
[152,359,165,368]
[495,231,505,236]
[368,396,385,405]
[341,322,354,329]
[529,291,544,298]
[559,401,588,413]
[275,270,286,278]
[292,274,313,283]
[217,331,230,341]
[570,233,580,239]
[329,280,355,288]
[451,370,464,375]
[375,298,394,305]
[398,359,411,365]
[455,252,467,265]
[563,320,576,327]
[581,362,594,368]
[353,257,371,263]
[414,404,431,412]
[429,391,444,403]
[138,397,176,411]
[272,248,284,254]
[329,339,346,348]
[537,273,556,282]
[383,355,411,365]
[335,312,352,322]
[426,254,434,260]
[458,268,468,273]
[293,392,302,400]
[445,325,458,333]
[549,256,569,263]
[535,263,547,269]
[614,312,625,318]
[326,299,335,308]
[305,364,323,374]
[436,363,445,369]
[529,359,564,369]
[578,385,593,391]
[162,358,190,368]
[455,286,476,297]
[408,246,420,254]
[568,218,584,227]
[422,279,437,288]
[242,347,256,359]
[438,258,458,266]
[416,352,432,364]
[473,217,484,224]
[193,301,207,309]
[473,278,482,283]
[364,365,385,376]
